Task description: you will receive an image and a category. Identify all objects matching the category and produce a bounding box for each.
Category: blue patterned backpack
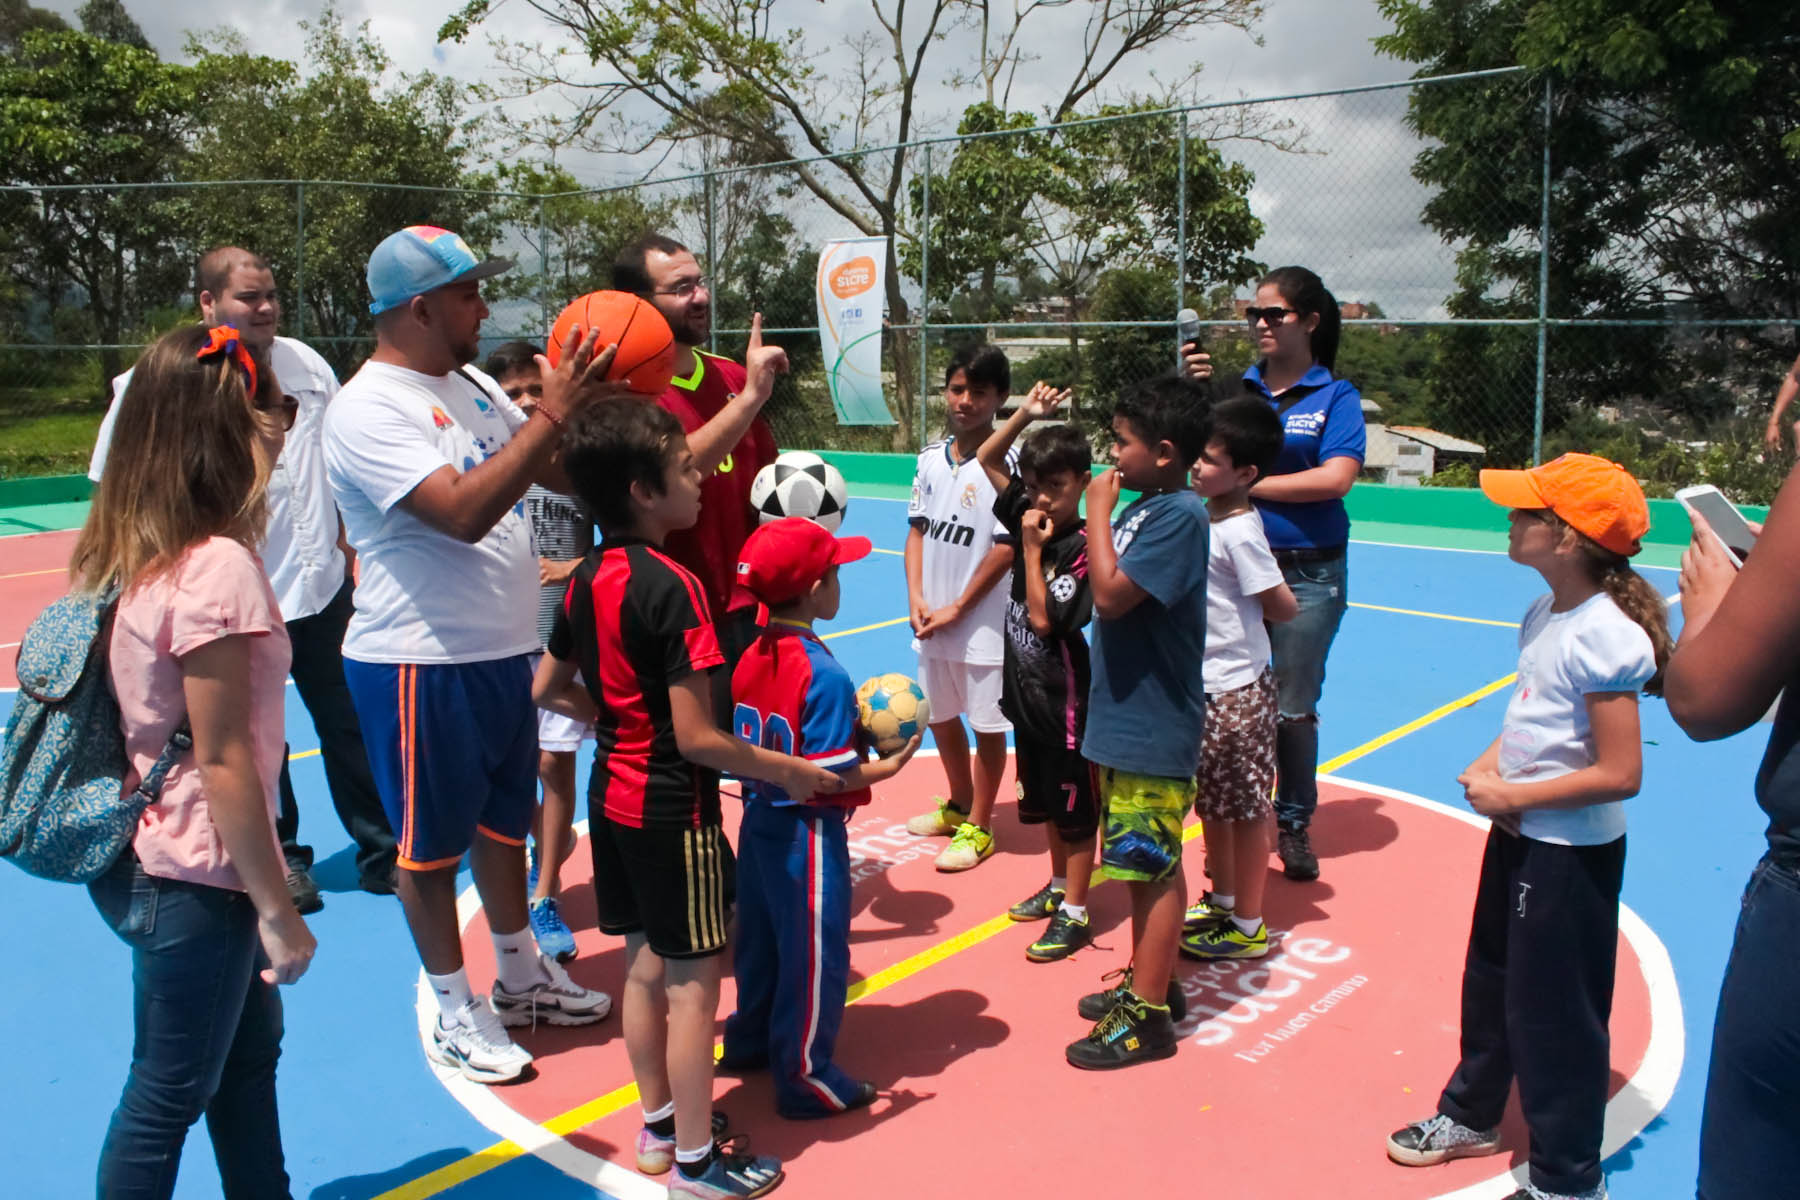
[0,585,190,883]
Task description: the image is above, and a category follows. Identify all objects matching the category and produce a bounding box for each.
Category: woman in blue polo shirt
[1239,266,1365,882]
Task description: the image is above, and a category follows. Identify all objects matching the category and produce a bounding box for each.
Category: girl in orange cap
[1386,453,1672,1200]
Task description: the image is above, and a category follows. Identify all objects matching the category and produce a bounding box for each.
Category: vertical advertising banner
[816,237,894,425]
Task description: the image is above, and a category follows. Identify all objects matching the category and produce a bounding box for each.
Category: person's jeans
[88,853,291,1200]
[1697,854,1800,1199]
[276,579,395,883]
[1268,552,1348,831]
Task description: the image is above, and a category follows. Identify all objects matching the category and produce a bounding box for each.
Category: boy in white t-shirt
[903,344,1016,872]
[1181,398,1297,961]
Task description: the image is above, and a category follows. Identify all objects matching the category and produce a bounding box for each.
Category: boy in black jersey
[533,400,840,1198]
[974,382,1098,961]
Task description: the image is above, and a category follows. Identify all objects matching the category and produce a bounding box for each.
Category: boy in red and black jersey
[534,399,840,1197]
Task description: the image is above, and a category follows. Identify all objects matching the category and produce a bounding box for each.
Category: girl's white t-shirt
[1499,592,1656,846]
[1203,508,1284,693]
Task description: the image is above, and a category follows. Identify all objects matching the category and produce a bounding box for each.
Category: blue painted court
[0,483,1767,1199]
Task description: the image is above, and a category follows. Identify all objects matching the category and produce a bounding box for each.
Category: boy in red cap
[1386,453,1672,1200]
[722,517,922,1118]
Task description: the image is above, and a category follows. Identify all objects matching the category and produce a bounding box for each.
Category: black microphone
[1176,307,1202,371]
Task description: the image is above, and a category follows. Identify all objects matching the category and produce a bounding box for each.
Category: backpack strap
[130,720,193,805]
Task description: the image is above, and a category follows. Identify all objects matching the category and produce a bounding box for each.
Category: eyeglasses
[1245,306,1300,328]
[651,275,710,299]
[256,393,299,432]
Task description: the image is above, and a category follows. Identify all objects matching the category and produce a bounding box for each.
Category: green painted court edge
[1,463,1763,570]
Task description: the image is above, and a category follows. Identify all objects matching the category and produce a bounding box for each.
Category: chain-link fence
[3,68,1795,500]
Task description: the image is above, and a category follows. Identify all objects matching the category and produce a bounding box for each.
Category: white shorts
[918,658,1011,734]
[537,705,593,754]
[531,652,594,753]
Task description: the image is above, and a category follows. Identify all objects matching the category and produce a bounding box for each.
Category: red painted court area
[437,765,1660,1200]
[1,530,79,689]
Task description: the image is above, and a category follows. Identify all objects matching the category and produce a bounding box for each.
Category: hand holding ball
[547,290,677,396]
[857,674,929,758]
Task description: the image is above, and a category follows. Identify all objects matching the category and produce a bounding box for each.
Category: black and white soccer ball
[749,451,849,533]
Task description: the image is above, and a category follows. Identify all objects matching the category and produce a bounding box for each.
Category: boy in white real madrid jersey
[904,344,1017,872]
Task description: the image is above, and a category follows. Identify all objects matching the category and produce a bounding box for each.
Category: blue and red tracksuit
[724,620,870,1117]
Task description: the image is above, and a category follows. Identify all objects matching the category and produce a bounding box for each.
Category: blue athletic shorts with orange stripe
[344,655,538,871]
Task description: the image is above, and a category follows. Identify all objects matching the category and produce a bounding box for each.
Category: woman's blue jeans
[1268,553,1348,831]
[1697,854,1800,1199]
[88,852,290,1200]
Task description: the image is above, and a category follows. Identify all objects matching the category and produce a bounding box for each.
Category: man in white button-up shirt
[89,246,396,909]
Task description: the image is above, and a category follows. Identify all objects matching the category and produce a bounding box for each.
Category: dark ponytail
[1262,265,1341,373]
[1595,558,1673,698]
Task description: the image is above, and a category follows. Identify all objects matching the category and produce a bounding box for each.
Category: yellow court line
[288,748,320,762]
[870,547,904,557]
[376,665,1523,1200]
[0,566,64,581]
[821,615,909,641]
[1348,601,1517,628]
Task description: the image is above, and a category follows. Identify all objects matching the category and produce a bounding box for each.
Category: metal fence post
[294,181,305,338]
[704,167,718,355]
[1176,110,1188,319]
[1533,76,1552,466]
[918,142,931,451]
[538,194,550,339]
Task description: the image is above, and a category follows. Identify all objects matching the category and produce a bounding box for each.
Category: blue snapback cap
[367,225,514,316]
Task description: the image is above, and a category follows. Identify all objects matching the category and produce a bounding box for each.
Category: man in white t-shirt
[323,225,620,1084]
[88,246,394,912]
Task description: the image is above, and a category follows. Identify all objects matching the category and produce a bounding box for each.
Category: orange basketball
[546,290,677,397]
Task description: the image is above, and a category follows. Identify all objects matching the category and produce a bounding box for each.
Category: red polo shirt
[656,351,778,614]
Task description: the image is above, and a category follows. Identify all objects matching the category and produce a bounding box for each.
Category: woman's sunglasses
[1245,306,1300,328]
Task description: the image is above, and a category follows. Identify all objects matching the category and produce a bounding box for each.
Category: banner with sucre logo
[815,237,895,425]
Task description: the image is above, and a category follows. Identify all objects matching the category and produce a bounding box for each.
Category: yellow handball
[855,673,930,757]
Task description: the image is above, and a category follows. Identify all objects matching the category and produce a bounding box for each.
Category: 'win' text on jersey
[547,537,725,830]
[731,623,871,808]
[907,439,1014,665]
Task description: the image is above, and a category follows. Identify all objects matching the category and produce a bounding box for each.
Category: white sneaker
[491,953,614,1027]
[429,996,533,1084]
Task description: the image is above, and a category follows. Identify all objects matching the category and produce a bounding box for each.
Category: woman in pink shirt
[72,324,316,1199]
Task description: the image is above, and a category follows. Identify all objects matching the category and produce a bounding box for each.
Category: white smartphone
[1675,484,1757,566]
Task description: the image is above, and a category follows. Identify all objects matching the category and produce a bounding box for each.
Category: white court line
[419,773,1683,1200]
[850,492,1681,569]
[1322,775,1685,1198]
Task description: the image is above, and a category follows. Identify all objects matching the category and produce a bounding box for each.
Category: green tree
[441,0,1267,446]
[77,0,148,48]
[484,161,677,329]
[906,100,1263,418]
[0,0,65,55]
[0,28,283,383]
[184,8,495,365]
[1376,0,1800,463]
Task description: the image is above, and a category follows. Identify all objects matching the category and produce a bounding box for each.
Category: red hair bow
[196,324,258,397]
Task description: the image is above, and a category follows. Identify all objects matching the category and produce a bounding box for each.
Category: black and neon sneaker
[1076,966,1187,1023]
[1025,909,1092,962]
[1180,918,1269,961]
[1065,989,1178,1070]
[1181,890,1233,933]
[1008,881,1066,922]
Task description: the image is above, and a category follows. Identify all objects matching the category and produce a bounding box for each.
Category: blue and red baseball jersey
[731,622,870,807]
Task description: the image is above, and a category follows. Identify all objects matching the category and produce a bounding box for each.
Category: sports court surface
[0,477,1770,1200]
